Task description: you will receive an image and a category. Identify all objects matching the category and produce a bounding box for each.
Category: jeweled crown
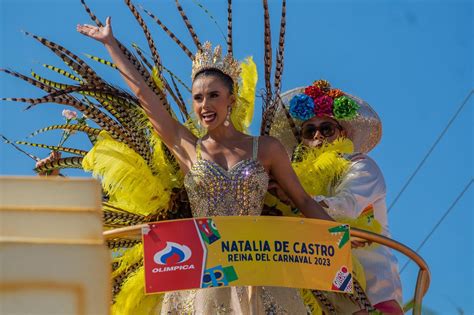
[191,41,241,83]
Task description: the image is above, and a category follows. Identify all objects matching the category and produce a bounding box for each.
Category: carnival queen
[77,15,333,314]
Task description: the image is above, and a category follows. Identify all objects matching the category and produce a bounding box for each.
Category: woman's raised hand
[77,16,114,45]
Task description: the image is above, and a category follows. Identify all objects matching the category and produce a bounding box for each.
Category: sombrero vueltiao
[269,81,382,155]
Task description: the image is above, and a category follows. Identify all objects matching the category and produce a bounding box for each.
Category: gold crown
[192,41,241,83]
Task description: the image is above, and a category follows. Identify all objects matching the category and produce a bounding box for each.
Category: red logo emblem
[143,220,206,293]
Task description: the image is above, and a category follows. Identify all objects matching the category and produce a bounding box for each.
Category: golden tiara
[191,41,241,83]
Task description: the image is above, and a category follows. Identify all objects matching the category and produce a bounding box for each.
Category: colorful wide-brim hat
[269,80,382,154]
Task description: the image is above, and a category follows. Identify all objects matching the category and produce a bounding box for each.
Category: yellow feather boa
[111,245,164,315]
[112,266,163,315]
[292,138,354,197]
[82,129,182,314]
[291,138,383,234]
[231,57,257,133]
[82,131,181,216]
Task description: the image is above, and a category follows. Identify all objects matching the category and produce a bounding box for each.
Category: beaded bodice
[184,137,269,217]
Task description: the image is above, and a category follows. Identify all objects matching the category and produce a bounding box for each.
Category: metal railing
[350,228,430,315]
[104,224,430,315]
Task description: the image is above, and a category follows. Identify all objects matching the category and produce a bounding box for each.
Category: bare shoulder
[258,135,284,150]
[257,135,288,163]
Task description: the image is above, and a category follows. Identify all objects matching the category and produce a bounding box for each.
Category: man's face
[300,116,345,148]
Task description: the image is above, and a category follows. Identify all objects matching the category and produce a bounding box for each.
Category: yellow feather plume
[293,138,382,235]
[82,131,174,216]
[352,255,367,290]
[149,130,183,187]
[292,138,353,197]
[231,57,257,133]
[111,244,143,279]
[112,265,164,315]
[300,289,323,315]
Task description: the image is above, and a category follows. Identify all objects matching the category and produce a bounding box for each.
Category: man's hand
[36,151,61,176]
[351,239,372,249]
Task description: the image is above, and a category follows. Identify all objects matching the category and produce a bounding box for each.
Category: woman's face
[300,116,345,148]
[192,75,234,130]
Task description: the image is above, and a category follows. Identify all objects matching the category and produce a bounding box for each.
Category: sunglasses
[301,122,342,139]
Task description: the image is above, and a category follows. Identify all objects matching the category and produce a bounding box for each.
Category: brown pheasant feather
[34,156,84,173]
[175,0,202,50]
[43,64,83,83]
[112,260,143,297]
[262,0,273,103]
[84,54,117,69]
[131,43,190,92]
[131,44,188,120]
[103,204,147,227]
[273,0,286,95]
[227,0,233,55]
[1,134,39,161]
[83,94,153,167]
[260,96,275,136]
[311,290,337,314]
[104,35,170,114]
[55,89,151,163]
[353,278,375,312]
[79,0,104,27]
[79,90,143,141]
[131,44,154,71]
[107,238,142,249]
[170,76,189,121]
[1,68,58,94]
[24,32,102,85]
[124,0,162,70]
[16,141,88,156]
[31,71,71,90]
[108,34,173,115]
[30,96,133,146]
[122,1,174,116]
[114,40,149,82]
[139,5,193,60]
[162,65,191,93]
[27,124,101,139]
[2,95,64,108]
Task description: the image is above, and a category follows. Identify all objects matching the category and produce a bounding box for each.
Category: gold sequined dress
[160,137,308,314]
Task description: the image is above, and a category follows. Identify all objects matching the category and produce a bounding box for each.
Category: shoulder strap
[252,136,259,160]
[196,138,202,160]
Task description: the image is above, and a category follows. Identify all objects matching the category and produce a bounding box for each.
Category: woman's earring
[224,107,231,127]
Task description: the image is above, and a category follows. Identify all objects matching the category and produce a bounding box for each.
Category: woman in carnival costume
[266,80,404,314]
[74,1,335,314]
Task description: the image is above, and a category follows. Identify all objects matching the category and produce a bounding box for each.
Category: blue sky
[1,0,472,313]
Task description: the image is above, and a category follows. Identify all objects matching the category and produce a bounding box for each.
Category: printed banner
[142,216,352,294]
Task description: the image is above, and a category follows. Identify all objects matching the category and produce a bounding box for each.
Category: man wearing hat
[266,80,403,314]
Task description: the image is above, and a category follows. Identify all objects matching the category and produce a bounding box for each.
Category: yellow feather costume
[82,130,180,314]
[82,131,180,217]
[81,57,259,314]
[231,57,258,133]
